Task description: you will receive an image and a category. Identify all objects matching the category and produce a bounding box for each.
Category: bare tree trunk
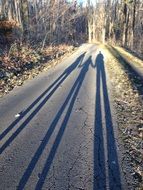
[88,19,92,43]
[131,0,136,48]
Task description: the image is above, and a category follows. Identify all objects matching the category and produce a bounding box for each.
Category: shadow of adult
[0,53,86,154]
[94,52,122,190]
[17,56,93,190]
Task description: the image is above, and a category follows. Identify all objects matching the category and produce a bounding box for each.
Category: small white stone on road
[15,113,20,118]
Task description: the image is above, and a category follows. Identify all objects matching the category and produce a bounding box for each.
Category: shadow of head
[95,51,104,66]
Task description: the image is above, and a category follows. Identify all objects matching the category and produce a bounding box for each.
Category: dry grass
[100,44,143,189]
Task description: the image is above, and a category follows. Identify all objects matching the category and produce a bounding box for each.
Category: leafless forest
[0,0,87,47]
[0,0,143,79]
[0,0,142,52]
[0,1,143,188]
[88,0,143,56]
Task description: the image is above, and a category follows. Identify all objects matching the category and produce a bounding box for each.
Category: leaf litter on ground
[0,44,75,97]
[101,44,143,190]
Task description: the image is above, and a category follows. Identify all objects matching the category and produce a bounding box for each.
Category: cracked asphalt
[0,44,127,190]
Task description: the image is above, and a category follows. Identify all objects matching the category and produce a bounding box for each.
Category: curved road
[0,44,126,190]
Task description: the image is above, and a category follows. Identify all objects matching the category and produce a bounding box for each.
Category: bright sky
[68,0,98,7]
[77,0,97,6]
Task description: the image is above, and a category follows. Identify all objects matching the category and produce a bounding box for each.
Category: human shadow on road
[93,52,122,190]
[0,53,85,154]
[17,56,92,190]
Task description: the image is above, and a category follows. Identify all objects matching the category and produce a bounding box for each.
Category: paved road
[0,44,126,190]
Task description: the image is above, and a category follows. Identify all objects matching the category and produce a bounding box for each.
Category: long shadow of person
[17,56,93,190]
[93,52,122,190]
[0,53,86,154]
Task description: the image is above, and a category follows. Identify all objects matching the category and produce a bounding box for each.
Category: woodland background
[0,0,143,77]
[0,1,143,187]
[0,0,142,52]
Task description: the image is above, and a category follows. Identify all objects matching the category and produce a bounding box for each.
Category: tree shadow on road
[17,56,93,190]
[93,52,122,190]
[0,52,85,154]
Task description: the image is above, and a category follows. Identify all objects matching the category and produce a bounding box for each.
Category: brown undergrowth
[0,43,75,97]
[101,44,143,190]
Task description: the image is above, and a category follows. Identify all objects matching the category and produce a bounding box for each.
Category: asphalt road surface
[0,44,127,190]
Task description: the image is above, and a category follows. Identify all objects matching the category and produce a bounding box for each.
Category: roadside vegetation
[0,0,143,188]
[0,0,142,96]
[102,44,143,189]
[0,43,75,97]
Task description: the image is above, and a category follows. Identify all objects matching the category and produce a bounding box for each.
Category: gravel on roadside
[101,44,143,190]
